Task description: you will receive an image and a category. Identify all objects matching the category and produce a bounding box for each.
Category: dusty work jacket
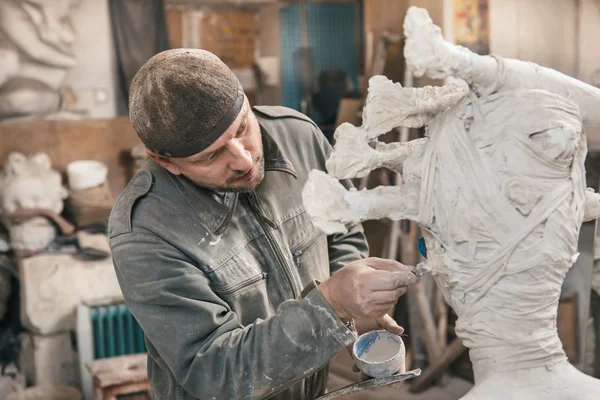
[108,106,369,400]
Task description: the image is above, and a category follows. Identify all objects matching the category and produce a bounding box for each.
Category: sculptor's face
[148,97,265,193]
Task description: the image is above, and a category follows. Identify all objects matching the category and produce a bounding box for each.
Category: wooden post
[410,338,467,393]
[436,285,448,350]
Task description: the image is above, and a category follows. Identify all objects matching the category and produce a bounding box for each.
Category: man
[109,49,418,400]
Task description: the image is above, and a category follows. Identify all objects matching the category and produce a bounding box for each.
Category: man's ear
[146,149,182,175]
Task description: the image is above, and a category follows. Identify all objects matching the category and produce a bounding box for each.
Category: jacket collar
[168,119,297,235]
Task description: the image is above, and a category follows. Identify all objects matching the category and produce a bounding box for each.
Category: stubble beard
[184,156,265,193]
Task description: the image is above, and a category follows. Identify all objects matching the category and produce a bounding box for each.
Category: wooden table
[86,353,151,400]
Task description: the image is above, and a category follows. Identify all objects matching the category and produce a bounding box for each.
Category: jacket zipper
[216,271,267,296]
[246,192,299,299]
[292,230,323,268]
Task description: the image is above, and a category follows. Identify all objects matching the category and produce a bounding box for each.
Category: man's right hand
[318,257,418,321]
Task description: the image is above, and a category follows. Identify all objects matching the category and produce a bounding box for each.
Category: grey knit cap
[129,49,244,158]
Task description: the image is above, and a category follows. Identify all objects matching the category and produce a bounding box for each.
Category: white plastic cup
[352,330,406,378]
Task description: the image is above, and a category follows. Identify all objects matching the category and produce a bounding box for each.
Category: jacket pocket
[291,230,329,287]
[213,270,267,296]
[209,249,265,295]
[292,230,325,268]
[209,250,271,325]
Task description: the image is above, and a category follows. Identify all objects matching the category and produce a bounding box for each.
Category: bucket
[67,160,108,191]
[6,385,81,400]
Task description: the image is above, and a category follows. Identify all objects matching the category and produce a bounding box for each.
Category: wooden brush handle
[8,208,75,236]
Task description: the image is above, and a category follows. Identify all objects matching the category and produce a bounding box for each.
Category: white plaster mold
[19,249,122,335]
[303,6,600,399]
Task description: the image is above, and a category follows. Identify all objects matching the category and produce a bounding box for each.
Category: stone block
[19,332,81,388]
[20,238,123,335]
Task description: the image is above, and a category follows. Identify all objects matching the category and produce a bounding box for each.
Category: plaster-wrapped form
[303,6,600,399]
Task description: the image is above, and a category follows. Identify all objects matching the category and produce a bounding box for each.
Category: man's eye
[198,153,216,163]
[236,124,247,138]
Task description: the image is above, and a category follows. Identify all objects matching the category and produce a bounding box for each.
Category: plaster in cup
[67,160,108,191]
[352,330,405,378]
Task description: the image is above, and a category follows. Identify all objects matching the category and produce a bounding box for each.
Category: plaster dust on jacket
[302,6,600,400]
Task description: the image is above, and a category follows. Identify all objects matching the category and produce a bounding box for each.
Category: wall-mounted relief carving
[0,0,81,121]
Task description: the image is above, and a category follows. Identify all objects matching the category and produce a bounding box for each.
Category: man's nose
[226,139,253,171]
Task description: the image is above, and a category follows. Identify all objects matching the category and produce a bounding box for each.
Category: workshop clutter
[0,149,145,399]
[66,161,114,228]
[6,384,81,400]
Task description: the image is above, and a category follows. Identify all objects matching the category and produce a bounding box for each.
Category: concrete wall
[63,0,119,119]
[577,0,600,151]
[440,0,600,149]
[488,0,600,149]
[257,4,283,105]
[578,0,600,85]
[440,0,600,81]
[488,0,578,76]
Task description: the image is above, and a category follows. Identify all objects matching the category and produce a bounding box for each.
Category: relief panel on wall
[0,0,81,121]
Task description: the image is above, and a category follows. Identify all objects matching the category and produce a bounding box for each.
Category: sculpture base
[463,360,600,400]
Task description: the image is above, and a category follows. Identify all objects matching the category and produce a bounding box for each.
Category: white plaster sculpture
[0,152,67,252]
[0,0,80,120]
[303,7,600,399]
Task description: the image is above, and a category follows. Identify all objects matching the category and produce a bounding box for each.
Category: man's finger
[365,257,414,273]
[365,270,418,291]
[376,314,405,335]
[390,271,419,288]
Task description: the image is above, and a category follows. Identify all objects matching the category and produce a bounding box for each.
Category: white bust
[303,7,600,399]
[0,152,67,252]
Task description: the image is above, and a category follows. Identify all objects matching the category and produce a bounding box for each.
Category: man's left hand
[349,314,407,390]
[355,313,404,336]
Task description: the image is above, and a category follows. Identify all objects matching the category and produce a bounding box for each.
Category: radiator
[77,301,147,400]
[90,303,146,359]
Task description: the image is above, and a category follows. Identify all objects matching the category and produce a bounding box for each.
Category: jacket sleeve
[327,218,369,274]
[110,232,356,400]
[310,126,370,274]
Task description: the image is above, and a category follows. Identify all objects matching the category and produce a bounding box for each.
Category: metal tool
[315,368,421,399]
[411,237,429,278]
[8,208,75,236]
[412,262,427,279]
[33,235,110,261]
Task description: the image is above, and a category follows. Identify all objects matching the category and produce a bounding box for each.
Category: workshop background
[0,0,599,399]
